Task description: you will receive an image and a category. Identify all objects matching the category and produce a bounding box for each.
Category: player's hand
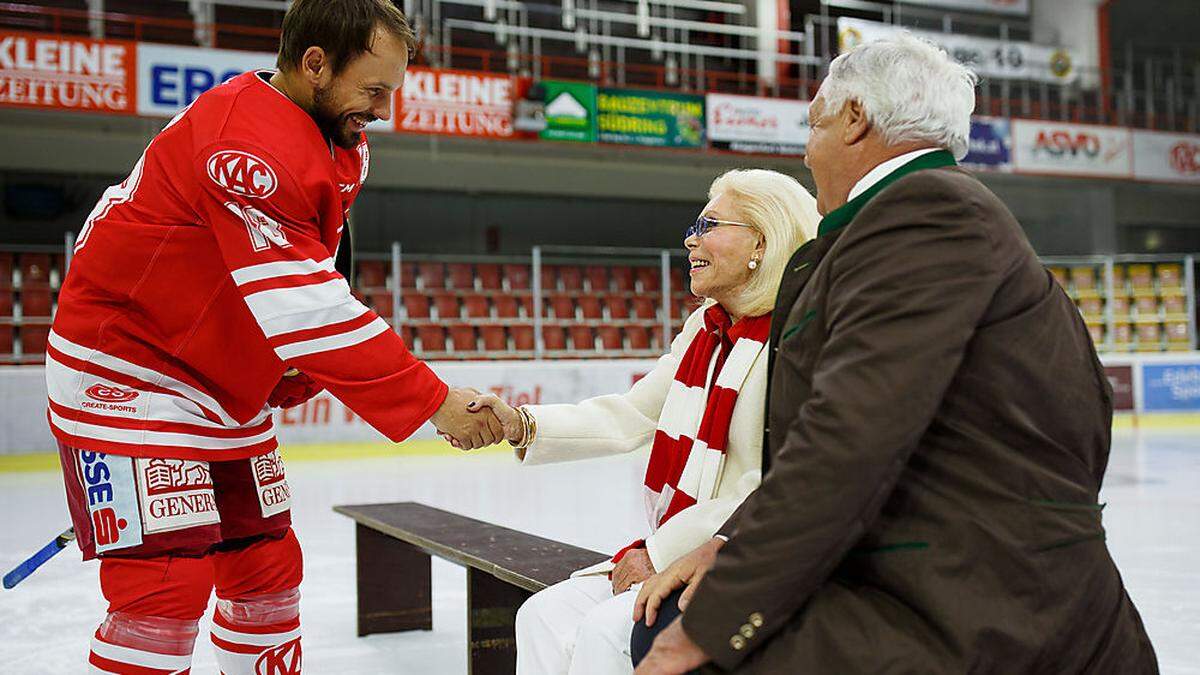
[633,537,723,626]
[267,368,323,409]
[634,617,710,674]
[430,387,504,450]
[612,547,656,595]
[463,393,525,445]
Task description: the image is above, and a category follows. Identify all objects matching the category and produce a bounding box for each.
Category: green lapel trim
[781,309,817,341]
[817,149,958,237]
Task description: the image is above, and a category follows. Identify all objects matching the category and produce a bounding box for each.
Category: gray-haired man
[632,32,1158,675]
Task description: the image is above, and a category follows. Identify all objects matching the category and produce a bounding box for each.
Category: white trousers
[515,575,638,675]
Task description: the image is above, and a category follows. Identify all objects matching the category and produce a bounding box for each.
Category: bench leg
[354,524,433,636]
[467,568,532,675]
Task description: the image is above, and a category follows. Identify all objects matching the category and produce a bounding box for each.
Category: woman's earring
[748,259,759,270]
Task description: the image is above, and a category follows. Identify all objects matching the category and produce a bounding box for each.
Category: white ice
[0,428,1197,674]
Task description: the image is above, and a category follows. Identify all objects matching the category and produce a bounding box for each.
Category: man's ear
[300,46,330,87]
[842,99,871,145]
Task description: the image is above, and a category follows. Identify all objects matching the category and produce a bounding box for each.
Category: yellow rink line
[2,414,1196,474]
[0,439,513,474]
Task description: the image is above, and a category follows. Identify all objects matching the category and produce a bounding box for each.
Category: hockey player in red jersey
[48,1,500,672]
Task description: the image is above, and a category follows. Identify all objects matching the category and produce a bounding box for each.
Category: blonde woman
[467,169,819,675]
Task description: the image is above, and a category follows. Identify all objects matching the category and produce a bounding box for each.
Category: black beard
[311,85,363,150]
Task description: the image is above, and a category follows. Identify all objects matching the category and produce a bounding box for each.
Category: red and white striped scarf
[643,305,771,530]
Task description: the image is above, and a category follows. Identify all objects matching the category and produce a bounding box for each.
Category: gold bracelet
[514,406,537,449]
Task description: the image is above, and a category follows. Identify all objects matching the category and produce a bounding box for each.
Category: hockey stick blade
[4,528,75,589]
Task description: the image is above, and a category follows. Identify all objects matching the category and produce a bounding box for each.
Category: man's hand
[633,537,724,626]
[635,617,710,674]
[267,368,323,409]
[465,393,524,444]
[429,387,504,450]
[612,547,656,595]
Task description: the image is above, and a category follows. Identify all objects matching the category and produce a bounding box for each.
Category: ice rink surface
[1,426,1197,674]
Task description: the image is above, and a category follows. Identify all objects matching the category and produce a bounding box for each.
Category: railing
[2,2,1196,132]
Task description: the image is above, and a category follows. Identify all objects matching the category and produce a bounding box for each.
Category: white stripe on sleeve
[231,258,336,286]
[243,278,355,324]
[273,316,391,360]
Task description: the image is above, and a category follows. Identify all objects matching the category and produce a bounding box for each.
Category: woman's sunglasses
[686,214,754,239]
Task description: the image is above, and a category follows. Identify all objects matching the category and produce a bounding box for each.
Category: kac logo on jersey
[80,451,143,552]
[207,150,278,198]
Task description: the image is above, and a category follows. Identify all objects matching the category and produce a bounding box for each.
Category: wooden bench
[333,502,609,674]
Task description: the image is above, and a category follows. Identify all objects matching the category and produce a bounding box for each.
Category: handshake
[429,387,528,451]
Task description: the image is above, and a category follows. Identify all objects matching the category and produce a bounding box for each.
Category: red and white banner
[394,67,528,139]
[706,93,809,156]
[0,30,136,114]
[1132,130,1200,185]
[1011,119,1132,178]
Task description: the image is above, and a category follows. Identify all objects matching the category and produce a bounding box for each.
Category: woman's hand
[458,393,524,446]
[612,547,656,595]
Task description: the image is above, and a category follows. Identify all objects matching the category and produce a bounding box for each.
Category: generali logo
[85,384,139,403]
[1169,142,1200,175]
[207,150,278,198]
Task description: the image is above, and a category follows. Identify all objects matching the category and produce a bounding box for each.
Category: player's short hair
[818,32,977,159]
[277,0,418,74]
[707,169,820,318]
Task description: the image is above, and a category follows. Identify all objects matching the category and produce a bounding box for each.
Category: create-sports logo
[1169,142,1200,175]
[207,150,278,198]
[81,451,129,547]
[85,384,139,403]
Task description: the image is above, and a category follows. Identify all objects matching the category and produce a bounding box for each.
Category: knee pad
[211,587,302,675]
[91,611,200,673]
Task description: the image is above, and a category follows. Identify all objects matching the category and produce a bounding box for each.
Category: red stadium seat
[477,264,502,290]
[549,295,575,320]
[559,266,583,291]
[542,326,567,351]
[540,265,562,292]
[503,264,530,290]
[20,325,49,356]
[511,325,535,352]
[356,260,386,290]
[403,295,430,319]
[669,267,687,294]
[20,286,52,317]
[448,263,474,290]
[417,326,446,352]
[368,293,394,319]
[463,295,490,319]
[449,325,477,353]
[578,296,602,320]
[433,293,460,319]
[399,262,418,289]
[495,296,520,318]
[418,262,445,289]
[19,254,51,286]
[605,296,630,320]
[0,325,12,357]
[569,326,595,351]
[611,266,635,292]
[625,326,650,350]
[585,266,609,292]
[632,296,658,320]
[636,267,660,293]
[0,291,12,317]
[480,325,508,352]
[517,295,535,318]
[599,326,623,351]
[399,324,414,348]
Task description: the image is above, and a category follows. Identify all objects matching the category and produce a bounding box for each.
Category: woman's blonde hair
[705,169,819,317]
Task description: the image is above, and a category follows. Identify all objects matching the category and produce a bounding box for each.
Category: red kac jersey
[48,71,447,460]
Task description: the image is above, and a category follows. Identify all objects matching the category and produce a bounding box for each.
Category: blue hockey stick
[4,528,75,589]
